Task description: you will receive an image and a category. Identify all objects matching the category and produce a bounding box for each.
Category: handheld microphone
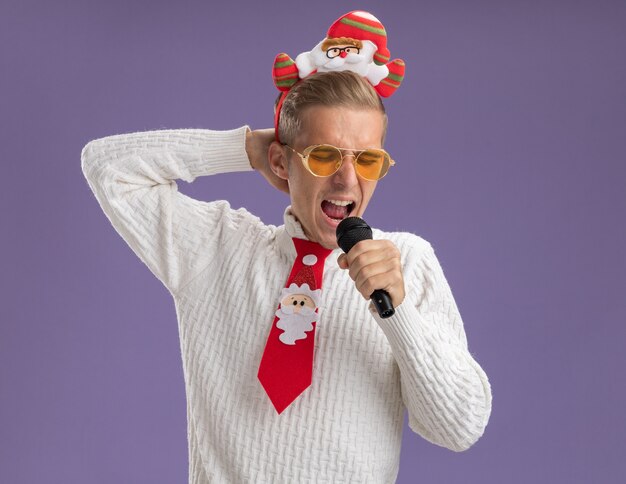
[336,217,395,319]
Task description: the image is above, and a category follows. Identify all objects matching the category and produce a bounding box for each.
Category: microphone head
[336,217,373,253]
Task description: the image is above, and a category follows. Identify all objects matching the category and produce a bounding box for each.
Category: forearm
[374,302,492,451]
[81,126,252,185]
[371,240,492,451]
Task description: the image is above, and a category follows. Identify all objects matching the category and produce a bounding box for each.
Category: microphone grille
[336,217,373,253]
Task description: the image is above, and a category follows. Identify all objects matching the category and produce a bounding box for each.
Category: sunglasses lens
[356,149,390,180]
[303,145,392,180]
[307,145,343,176]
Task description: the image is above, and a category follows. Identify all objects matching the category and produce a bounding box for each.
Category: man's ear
[268,141,289,181]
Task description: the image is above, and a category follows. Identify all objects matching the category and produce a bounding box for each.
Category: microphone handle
[371,289,395,319]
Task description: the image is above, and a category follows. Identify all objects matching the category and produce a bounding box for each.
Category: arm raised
[81,126,256,296]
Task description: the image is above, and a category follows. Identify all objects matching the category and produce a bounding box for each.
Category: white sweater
[81,126,492,483]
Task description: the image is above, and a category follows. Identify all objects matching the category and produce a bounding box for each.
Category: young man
[82,71,491,483]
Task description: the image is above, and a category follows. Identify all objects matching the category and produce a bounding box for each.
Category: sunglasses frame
[282,144,396,181]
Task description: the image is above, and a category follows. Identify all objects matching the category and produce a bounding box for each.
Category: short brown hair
[274,71,388,146]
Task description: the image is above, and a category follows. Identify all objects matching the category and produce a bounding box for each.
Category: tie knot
[291,238,333,266]
[289,238,332,297]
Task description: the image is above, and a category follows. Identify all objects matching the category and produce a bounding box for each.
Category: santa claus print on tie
[275,255,322,345]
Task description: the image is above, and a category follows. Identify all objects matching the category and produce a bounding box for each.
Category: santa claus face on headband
[302,38,378,78]
[271,10,405,99]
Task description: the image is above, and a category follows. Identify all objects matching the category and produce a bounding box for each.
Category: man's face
[284,106,385,249]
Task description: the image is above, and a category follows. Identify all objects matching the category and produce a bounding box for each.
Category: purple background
[2,0,625,482]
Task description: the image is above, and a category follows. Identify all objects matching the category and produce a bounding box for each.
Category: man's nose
[332,154,359,186]
[340,51,348,58]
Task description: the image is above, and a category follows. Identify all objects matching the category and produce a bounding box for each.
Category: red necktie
[258,238,333,414]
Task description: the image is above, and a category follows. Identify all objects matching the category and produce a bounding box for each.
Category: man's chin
[305,227,337,250]
[298,211,342,248]
[318,228,341,250]
[314,217,343,248]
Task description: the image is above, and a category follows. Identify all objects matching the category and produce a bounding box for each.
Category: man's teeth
[326,200,352,207]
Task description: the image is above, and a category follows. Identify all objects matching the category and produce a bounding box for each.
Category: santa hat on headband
[326,11,391,66]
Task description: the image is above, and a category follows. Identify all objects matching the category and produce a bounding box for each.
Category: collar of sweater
[276,206,343,266]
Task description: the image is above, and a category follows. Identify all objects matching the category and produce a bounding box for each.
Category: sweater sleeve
[80,126,254,297]
[372,237,492,451]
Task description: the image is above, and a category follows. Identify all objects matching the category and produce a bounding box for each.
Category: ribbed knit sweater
[81,125,492,483]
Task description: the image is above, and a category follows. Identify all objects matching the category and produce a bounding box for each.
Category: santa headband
[272,10,406,143]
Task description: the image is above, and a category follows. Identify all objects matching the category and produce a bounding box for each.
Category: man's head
[268,71,389,249]
[274,70,387,147]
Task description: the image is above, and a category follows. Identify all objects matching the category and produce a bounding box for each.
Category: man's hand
[337,239,406,309]
[246,128,289,194]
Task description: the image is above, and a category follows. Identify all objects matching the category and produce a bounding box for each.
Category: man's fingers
[354,263,403,299]
[345,240,399,264]
[339,241,383,272]
[340,239,405,307]
[346,242,401,282]
[356,269,404,308]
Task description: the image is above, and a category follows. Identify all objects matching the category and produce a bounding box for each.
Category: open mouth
[321,199,356,222]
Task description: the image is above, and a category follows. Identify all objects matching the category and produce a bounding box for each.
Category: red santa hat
[293,255,317,288]
[279,254,322,305]
[326,10,391,66]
